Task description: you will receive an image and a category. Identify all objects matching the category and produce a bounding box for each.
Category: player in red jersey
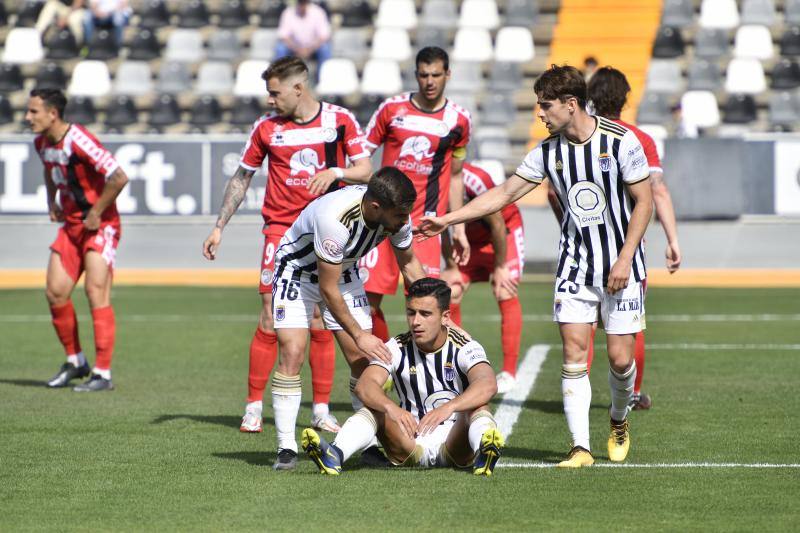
[202,57,372,433]
[358,46,472,342]
[27,89,130,392]
[548,66,682,410]
[440,162,524,394]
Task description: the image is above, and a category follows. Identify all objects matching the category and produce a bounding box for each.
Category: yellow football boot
[607,418,631,462]
[473,428,504,476]
[556,446,594,468]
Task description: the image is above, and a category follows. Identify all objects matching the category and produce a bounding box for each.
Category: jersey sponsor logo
[615,298,641,312]
[321,238,344,257]
[288,148,325,180]
[358,266,370,282]
[567,181,607,228]
[41,148,69,164]
[273,127,335,147]
[598,152,613,173]
[322,127,337,142]
[423,390,457,421]
[399,136,436,161]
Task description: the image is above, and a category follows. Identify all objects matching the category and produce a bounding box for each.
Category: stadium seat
[636,92,672,124]
[45,29,79,60]
[488,61,522,92]
[178,0,210,28]
[699,0,739,29]
[356,94,383,125]
[447,61,483,92]
[149,94,182,128]
[339,0,373,28]
[190,95,222,126]
[448,91,476,116]
[157,62,193,94]
[458,0,500,30]
[250,29,278,61]
[332,28,370,63]
[114,61,154,97]
[740,0,775,26]
[0,3,7,26]
[780,26,800,57]
[370,28,412,61]
[219,0,251,28]
[128,28,161,61]
[164,30,205,63]
[478,138,512,161]
[788,0,800,25]
[64,96,97,124]
[196,62,234,95]
[723,94,757,123]
[139,0,170,29]
[375,0,418,30]
[15,2,43,27]
[316,58,359,96]
[771,58,800,90]
[768,91,799,128]
[68,61,112,98]
[2,28,45,64]
[725,58,766,94]
[494,27,534,63]
[0,95,13,125]
[233,60,270,97]
[661,0,693,28]
[504,0,539,28]
[0,64,24,92]
[733,25,774,61]
[687,59,722,91]
[207,30,241,61]
[420,0,458,29]
[105,95,139,128]
[645,60,683,94]
[86,29,119,61]
[452,28,494,62]
[34,63,67,90]
[680,90,720,128]
[257,0,286,27]
[414,25,450,50]
[230,96,264,126]
[471,159,505,185]
[480,93,516,126]
[652,26,685,58]
[361,59,402,95]
[693,28,730,59]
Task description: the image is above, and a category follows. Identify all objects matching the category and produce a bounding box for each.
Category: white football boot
[495,371,517,395]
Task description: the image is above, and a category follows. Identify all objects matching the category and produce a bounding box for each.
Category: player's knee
[258,309,274,332]
[84,281,109,308]
[277,346,304,374]
[45,285,69,306]
[562,338,589,363]
[449,283,464,304]
[606,346,633,373]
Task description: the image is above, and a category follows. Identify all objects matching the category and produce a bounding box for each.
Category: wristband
[331,167,344,179]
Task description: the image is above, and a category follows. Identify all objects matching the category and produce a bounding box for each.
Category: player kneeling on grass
[302,278,504,476]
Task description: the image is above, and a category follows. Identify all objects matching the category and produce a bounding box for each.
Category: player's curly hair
[407,278,452,311]
[365,166,417,212]
[534,64,587,109]
[587,66,630,119]
[30,88,67,119]
[261,56,309,83]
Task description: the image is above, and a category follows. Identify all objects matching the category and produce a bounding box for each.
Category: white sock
[562,363,591,450]
[92,367,111,380]
[272,372,302,453]
[332,408,377,462]
[67,352,86,367]
[609,363,636,422]
[349,375,363,410]
[245,400,262,414]
[468,411,497,453]
[312,402,329,417]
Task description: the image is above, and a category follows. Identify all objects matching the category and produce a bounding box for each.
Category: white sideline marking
[493,344,549,441]
[498,462,800,469]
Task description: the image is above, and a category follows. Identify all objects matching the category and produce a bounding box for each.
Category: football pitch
[1,283,798,532]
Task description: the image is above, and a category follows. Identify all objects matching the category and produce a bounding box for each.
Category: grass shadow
[213,451,278,467]
[488,398,609,414]
[502,446,566,463]
[151,414,275,429]
[0,378,46,388]
[300,401,354,412]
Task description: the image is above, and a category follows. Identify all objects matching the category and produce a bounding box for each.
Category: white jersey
[516,116,650,287]
[371,328,491,422]
[273,185,413,284]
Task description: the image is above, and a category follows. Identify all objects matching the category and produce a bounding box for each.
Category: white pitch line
[647,343,800,351]
[498,462,800,469]
[493,344,549,441]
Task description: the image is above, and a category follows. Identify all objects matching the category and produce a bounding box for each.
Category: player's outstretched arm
[448,158,470,265]
[203,166,255,260]
[355,365,417,440]
[393,246,426,287]
[607,178,653,293]
[650,171,681,273]
[84,168,129,230]
[306,157,372,195]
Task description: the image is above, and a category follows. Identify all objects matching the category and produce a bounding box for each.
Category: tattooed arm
[202,166,255,260]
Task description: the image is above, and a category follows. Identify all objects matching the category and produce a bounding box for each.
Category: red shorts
[258,229,287,294]
[459,226,524,284]
[50,221,121,283]
[360,236,442,295]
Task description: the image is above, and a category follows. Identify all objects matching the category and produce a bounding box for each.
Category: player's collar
[409,93,447,114]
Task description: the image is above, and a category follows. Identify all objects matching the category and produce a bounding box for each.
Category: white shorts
[413,420,456,468]
[271,275,372,331]
[552,278,646,335]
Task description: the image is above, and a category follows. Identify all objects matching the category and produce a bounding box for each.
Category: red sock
[50,301,82,356]
[246,328,278,403]
[371,307,390,342]
[634,330,645,394]
[587,327,596,373]
[309,328,336,405]
[449,302,462,327]
[499,297,521,375]
[91,306,115,371]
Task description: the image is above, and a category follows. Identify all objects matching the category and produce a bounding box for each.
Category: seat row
[662,0,800,29]
[654,24,800,61]
[646,57,800,95]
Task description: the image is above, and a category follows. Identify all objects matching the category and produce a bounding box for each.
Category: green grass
[1,284,799,532]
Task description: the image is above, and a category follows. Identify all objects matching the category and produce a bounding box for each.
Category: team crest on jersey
[260,269,274,286]
[598,152,612,172]
[444,362,455,381]
[555,160,563,171]
[275,305,285,321]
[358,266,370,282]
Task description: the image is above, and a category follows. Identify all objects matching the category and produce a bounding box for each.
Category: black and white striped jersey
[273,185,413,283]
[370,328,491,422]
[516,116,650,287]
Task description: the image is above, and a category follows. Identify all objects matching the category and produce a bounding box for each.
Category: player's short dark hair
[534,64,587,109]
[262,56,309,82]
[407,277,452,311]
[365,166,417,212]
[587,66,630,119]
[416,46,449,71]
[30,88,67,119]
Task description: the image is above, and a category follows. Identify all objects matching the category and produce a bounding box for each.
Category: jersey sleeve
[364,101,390,151]
[388,219,413,250]
[636,130,663,173]
[239,118,269,171]
[456,340,491,373]
[71,128,119,179]
[313,211,350,264]
[462,165,492,200]
[340,111,370,161]
[515,143,546,184]
[619,131,651,184]
[452,110,472,153]
[368,338,402,373]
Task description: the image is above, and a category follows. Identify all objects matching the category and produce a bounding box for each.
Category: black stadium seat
[0,95,13,125]
[340,0,373,27]
[0,64,24,93]
[64,97,97,125]
[780,26,800,57]
[140,0,171,29]
[723,94,757,124]
[257,0,286,27]
[87,29,119,60]
[190,95,222,126]
[149,94,182,128]
[771,58,800,90]
[128,28,161,61]
[219,0,250,28]
[230,96,263,126]
[105,96,139,128]
[0,3,7,26]
[35,63,67,90]
[652,26,685,58]
[46,29,79,60]
[178,0,210,28]
[15,2,43,27]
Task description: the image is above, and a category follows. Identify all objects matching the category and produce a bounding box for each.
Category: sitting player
[301,278,504,476]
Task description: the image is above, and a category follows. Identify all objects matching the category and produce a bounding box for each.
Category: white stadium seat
[316,58,360,96]
[370,27,412,61]
[2,28,45,64]
[452,28,493,62]
[113,61,154,97]
[195,62,234,95]
[164,29,204,63]
[471,159,506,185]
[250,29,278,61]
[375,0,418,30]
[645,60,684,94]
[458,0,500,29]
[420,0,458,29]
[725,58,767,94]
[680,90,720,128]
[361,59,403,95]
[699,0,739,29]
[494,27,535,63]
[233,60,270,97]
[733,25,774,60]
[68,60,112,97]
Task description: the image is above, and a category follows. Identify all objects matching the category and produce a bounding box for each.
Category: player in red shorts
[203,57,372,433]
[440,162,524,394]
[548,66,682,409]
[358,46,472,342]
[27,89,130,392]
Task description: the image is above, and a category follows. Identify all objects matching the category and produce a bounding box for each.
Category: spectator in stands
[35,1,86,43]
[583,56,598,81]
[83,0,131,47]
[275,0,332,67]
